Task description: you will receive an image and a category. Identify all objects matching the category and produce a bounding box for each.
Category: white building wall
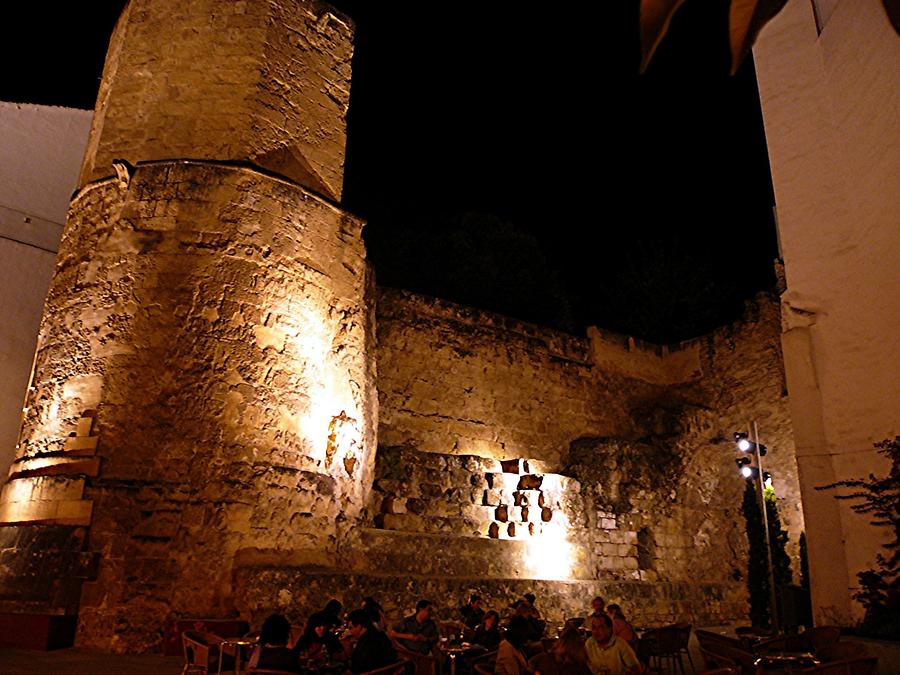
[0,102,92,475]
[754,0,900,623]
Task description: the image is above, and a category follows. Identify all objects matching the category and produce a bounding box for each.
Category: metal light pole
[752,421,780,633]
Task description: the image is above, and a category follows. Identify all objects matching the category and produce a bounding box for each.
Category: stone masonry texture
[0,0,805,653]
[5,162,374,652]
[81,0,353,201]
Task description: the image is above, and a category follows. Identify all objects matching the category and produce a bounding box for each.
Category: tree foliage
[742,480,793,628]
[365,213,575,332]
[818,436,900,639]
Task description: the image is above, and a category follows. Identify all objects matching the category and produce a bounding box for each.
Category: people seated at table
[604,604,637,651]
[529,627,592,675]
[294,613,344,663]
[510,600,544,643]
[590,597,606,617]
[460,594,486,630]
[362,596,388,632]
[308,598,344,632]
[584,614,640,675]
[472,610,501,651]
[390,599,439,655]
[496,616,530,675]
[348,608,398,674]
[247,613,300,673]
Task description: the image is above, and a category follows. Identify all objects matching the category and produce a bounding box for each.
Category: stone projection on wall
[0,0,803,654]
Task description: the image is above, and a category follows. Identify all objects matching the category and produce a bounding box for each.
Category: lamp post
[735,422,780,633]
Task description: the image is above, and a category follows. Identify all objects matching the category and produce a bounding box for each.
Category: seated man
[390,599,439,655]
[584,614,640,675]
[348,609,398,674]
[459,594,485,630]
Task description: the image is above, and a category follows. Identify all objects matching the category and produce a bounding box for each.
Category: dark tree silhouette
[742,480,793,628]
[365,212,574,332]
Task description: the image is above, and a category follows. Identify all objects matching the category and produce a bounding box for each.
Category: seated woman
[472,610,501,651]
[605,604,637,651]
[247,614,299,673]
[294,613,343,663]
[495,616,530,675]
[529,628,591,675]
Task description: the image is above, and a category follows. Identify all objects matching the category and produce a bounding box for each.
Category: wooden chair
[802,657,878,675]
[693,631,754,675]
[395,643,438,675]
[816,642,867,663]
[469,648,498,675]
[672,622,695,673]
[806,626,842,654]
[181,630,226,675]
[698,669,740,675]
[641,625,687,674]
[698,646,737,672]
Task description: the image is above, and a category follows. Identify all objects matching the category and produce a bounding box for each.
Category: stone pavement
[0,647,183,674]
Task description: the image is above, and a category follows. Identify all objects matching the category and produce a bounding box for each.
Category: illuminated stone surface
[81,0,353,201]
[0,0,807,653]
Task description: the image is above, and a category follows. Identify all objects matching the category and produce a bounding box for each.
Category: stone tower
[0,0,375,651]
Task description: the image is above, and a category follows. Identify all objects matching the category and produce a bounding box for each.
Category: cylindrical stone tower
[0,0,376,652]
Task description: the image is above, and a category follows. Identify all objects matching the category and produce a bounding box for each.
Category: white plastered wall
[753,0,900,623]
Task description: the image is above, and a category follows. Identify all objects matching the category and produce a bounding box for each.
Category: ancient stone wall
[0,161,375,651]
[81,0,353,201]
[375,289,643,468]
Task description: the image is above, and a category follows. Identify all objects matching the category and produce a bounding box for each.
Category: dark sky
[2,1,778,343]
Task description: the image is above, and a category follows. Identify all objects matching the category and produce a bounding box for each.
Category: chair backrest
[699,646,737,671]
[182,630,213,670]
[807,626,842,653]
[695,629,745,651]
[358,658,412,675]
[816,642,867,663]
[641,625,682,654]
[804,657,878,675]
[672,622,692,650]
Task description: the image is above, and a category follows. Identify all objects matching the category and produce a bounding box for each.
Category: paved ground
[0,647,183,674]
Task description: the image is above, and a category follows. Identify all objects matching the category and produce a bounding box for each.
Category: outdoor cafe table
[753,652,820,673]
[439,639,471,675]
[217,635,257,674]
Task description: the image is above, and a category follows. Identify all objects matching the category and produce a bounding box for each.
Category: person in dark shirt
[389,599,439,655]
[459,594,486,630]
[472,610,501,650]
[348,608,398,674]
[248,614,299,673]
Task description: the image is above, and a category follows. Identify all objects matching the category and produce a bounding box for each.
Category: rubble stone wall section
[375,289,644,469]
[373,290,803,604]
[2,161,375,651]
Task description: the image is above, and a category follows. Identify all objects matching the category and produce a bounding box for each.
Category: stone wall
[0,161,375,652]
[81,0,353,202]
[375,289,643,468]
[361,289,803,623]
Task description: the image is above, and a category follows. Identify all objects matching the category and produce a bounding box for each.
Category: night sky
[2,1,778,343]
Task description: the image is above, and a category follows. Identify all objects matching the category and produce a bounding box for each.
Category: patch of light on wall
[524,522,575,581]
